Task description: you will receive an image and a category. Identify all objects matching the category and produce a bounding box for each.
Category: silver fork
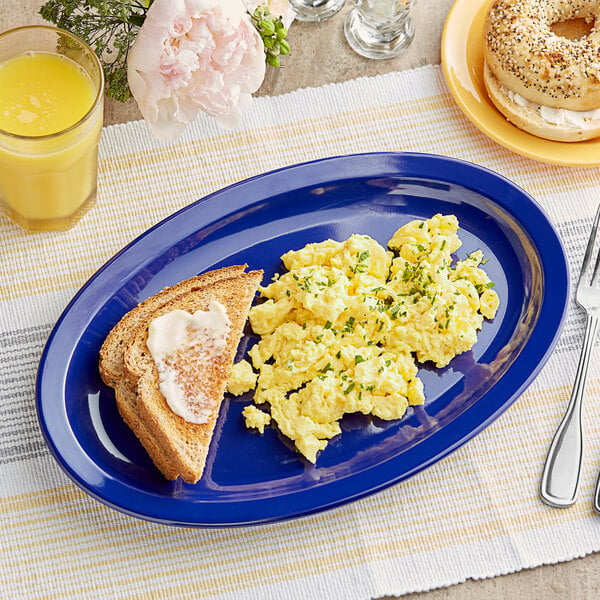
[540,203,600,508]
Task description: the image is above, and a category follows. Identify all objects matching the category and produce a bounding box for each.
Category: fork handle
[540,312,599,508]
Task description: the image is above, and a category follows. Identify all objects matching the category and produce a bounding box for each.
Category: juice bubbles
[0,26,104,231]
[0,52,96,136]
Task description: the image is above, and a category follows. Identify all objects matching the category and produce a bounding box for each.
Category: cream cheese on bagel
[484,62,600,141]
[507,84,600,127]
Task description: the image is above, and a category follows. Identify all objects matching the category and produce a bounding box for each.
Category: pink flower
[127,0,266,139]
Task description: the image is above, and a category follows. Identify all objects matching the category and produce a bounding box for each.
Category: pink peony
[127,0,266,139]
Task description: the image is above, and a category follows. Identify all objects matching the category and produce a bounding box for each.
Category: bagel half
[483,63,600,142]
[483,0,600,112]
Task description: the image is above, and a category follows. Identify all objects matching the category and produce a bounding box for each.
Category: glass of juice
[0,26,104,232]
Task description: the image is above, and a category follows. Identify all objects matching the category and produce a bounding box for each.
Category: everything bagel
[483,0,600,141]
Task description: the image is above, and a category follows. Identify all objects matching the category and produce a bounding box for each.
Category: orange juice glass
[0,26,104,231]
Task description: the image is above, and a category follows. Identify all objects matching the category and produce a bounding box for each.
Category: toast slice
[114,267,263,483]
[99,265,246,389]
[114,376,181,481]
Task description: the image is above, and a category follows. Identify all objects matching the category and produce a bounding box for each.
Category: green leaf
[39,0,147,102]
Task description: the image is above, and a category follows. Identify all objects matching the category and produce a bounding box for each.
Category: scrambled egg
[227,214,500,462]
[227,359,257,396]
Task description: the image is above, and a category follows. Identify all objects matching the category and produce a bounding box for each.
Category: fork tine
[580,203,600,285]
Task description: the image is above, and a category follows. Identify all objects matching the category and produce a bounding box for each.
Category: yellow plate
[441,0,600,166]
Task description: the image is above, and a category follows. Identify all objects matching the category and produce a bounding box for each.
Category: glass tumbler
[0,26,104,232]
[344,0,416,59]
[290,0,347,22]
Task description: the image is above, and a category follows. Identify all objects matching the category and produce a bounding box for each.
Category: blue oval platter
[36,152,569,527]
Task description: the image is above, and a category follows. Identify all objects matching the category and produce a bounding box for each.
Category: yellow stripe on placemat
[95,96,448,175]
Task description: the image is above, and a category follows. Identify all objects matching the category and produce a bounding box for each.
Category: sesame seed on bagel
[483,0,600,112]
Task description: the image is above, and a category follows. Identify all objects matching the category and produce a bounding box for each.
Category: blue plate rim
[35,151,570,527]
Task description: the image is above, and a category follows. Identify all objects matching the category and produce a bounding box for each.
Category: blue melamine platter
[36,152,569,527]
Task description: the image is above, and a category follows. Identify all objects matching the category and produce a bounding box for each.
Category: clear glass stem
[344,0,416,59]
[289,0,347,22]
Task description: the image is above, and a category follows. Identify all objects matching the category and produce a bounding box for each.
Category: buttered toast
[99,265,246,389]
[99,266,263,483]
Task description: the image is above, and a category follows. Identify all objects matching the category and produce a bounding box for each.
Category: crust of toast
[99,265,246,389]
[100,266,263,484]
[114,377,181,480]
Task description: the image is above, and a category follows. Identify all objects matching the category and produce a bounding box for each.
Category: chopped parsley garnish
[475,281,496,294]
[343,382,355,394]
[344,316,356,332]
